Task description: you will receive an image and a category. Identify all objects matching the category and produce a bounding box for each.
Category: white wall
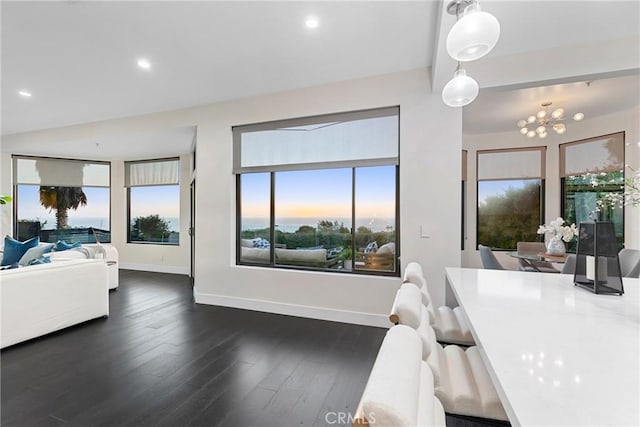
[462,105,640,269]
[0,69,462,326]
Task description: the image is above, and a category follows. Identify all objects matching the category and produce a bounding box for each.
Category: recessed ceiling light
[18,90,32,98]
[137,58,151,70]
[305,16,319,29]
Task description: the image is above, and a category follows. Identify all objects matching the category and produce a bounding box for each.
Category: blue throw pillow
[1,236,39,266]
[54,240,81,251]
[28,256,52,266]
[0,262,20,270]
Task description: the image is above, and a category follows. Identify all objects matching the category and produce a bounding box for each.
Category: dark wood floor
[1,270,388,427]
[2,270,502,427]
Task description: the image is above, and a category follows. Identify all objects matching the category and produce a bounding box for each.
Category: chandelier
[517,102,585,138]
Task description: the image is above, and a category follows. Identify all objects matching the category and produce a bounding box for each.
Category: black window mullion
[270,172,276,266]
[351,168,356,271]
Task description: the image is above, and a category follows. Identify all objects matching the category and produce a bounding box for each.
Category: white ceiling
[1,0,639,144]
[1,1,436,136]
[464,73,640,134]
[7,126,197,161]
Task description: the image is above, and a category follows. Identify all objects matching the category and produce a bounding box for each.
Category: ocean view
[242,217,395,233]
[33,216,181,233]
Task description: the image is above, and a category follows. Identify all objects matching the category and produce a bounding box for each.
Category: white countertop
[445,267,640,426]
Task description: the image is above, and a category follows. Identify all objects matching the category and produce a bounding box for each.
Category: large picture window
[477,147,545,250]
[13,156,111,243]
[126,158,180,245]
[235,107,399,275]
[560,132,624,251]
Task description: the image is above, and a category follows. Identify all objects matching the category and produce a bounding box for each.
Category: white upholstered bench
[390,282,508,421]
[353,325,446,427]
[403,262,474,346]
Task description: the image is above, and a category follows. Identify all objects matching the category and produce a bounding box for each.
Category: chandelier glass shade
[517,102,584,139]
[446,2,501,62]
[442,68,479,107]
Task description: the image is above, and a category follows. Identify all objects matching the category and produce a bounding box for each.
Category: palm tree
[39,186,87,229]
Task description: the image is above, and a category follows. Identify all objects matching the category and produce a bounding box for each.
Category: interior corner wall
[462,105,640,269]
[0,68,462,325]
[0,149,11,239]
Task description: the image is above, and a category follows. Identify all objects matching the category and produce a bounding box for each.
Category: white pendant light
[446,1,500,62]
[442,67,479,107]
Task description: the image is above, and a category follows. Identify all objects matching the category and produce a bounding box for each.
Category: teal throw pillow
[18,243,55,266]
[54,240,81,251]
[1,236,39,266]
[28,256,52,266]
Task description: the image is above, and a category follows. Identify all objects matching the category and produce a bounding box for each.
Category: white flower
[537,217,579,243]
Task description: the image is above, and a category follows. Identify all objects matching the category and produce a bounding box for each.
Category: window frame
[234,107,400,277]
[475,146,547,251]
[462,149,467,250]
[126,157,181,246]
[559,132,625,250]
[12,154,112,243]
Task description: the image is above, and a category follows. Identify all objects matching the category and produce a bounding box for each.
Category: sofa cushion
[377,242,395,255]
[240,246,270,262]
[54,240,82,251]
[19,243,55,266]
[1,236,39,266]
[275,248,326,263]
[241,238,258,248]
[48,248,90,260]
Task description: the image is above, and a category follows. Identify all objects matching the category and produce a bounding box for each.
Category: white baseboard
[119,263,189,275]
[194,290,389,328]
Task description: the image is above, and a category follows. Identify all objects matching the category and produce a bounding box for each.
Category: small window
[126,158,180,245]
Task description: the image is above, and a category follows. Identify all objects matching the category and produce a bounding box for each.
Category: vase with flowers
[537,217,579,256]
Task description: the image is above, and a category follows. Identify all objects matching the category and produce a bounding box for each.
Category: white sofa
[1,259,109,349]
[240,246,339,268]
[48,243,119,289]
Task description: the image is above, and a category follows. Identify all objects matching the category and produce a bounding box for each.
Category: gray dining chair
[561,254,576,275]
[479,245,504,270]
[619,248,640,278]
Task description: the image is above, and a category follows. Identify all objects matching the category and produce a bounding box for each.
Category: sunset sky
[241,165,396,220]
[17,185,180,230]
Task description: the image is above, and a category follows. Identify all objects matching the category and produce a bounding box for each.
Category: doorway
[190,179,195,286]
